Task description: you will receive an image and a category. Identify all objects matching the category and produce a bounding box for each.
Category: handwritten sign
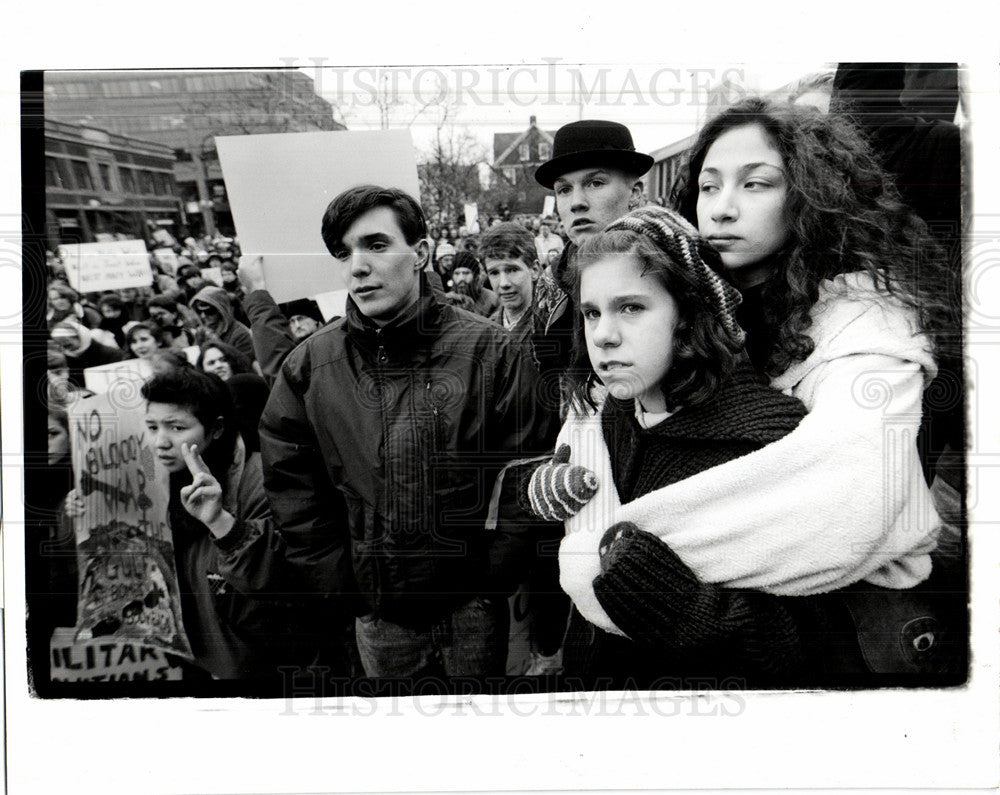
[49,627,184,683]
[57,239,154,293]
[83,358,152,404]
[69,393,192,660]
[216,129,420,303]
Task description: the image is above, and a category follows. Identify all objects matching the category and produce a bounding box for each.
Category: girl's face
[695,123,791,289]
[145,402,220,474]
[48,417,70,466]
[580,253,678,414]
[129,329,159,359]
[48,290,71,311]
[202,347,233,381]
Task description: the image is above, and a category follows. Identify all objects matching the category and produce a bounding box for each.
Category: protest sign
[313,289,349,321]
[216,129,420,303]
[68,392,192,659]
[463,202,480,234]
[542,195,556,218]
[200,267,223,287]
[152,247,179,275]
[83,358,151,402]
[49,627,184,683]
[57,239,154,293]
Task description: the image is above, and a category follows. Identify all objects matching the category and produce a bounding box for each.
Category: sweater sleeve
[242,289,297,387]
[592,523,808,674]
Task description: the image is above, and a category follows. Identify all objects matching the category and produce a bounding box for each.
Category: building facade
[491,116,557,215]
[44,119,184,248]
[45,70,343,236]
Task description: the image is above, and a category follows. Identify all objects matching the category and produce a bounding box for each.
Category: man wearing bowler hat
[531,120,654,381]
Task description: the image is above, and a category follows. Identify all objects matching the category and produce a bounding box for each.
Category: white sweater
[558,272,943,635]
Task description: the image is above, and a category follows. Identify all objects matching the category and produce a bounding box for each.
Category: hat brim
[534,150,654,189]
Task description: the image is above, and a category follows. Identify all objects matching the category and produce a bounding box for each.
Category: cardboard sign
[49,627,184,683]
[83,358,152,402]
[313,289,349,321]
[200,267,224,287]
[152,248,179,275]
[216,129,420,303]
[69,393,192,660]
[57,239,154,293]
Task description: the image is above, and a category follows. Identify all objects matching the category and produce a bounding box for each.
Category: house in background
[490,116,557,216]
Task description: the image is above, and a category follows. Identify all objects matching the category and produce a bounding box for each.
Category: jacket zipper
[372,327,388,615]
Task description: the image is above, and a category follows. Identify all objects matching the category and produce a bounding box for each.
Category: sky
[297,61,831,157]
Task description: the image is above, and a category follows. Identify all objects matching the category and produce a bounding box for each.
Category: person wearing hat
[49,320,126,388]
[190,285,256,365]
[531,120,654,392]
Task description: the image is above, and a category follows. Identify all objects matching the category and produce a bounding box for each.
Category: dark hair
[147,295,179,313]
[567,230,742,413]
[47,347,68,370]
[478,223,539,268]
[674,96,955,376]
[125,322,165,353]
[196,340,254,376]
[141,367,237,477]
[320,185,427,255]
[98,293,124,311]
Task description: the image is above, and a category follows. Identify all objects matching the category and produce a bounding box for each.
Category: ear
[208,416,225,443]
[414,239,430,271]
[628,180,644,209]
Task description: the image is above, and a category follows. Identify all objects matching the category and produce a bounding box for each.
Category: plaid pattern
[603,206,746,347]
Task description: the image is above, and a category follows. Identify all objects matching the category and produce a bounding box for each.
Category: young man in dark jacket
[259,185,547,678]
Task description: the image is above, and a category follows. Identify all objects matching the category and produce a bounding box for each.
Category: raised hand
[527,444,599,522]
[63,488,87,519]
[236,255,266,294]
[179,443,225,529]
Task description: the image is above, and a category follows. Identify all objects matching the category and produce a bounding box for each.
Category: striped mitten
[526,444,599,521]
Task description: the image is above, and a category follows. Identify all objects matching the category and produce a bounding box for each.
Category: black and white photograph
[4,9,999,794]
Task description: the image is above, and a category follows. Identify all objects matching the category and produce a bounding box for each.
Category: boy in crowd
[259,185,548,679]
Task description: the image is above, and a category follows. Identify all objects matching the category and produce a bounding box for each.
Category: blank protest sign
[216,129,420,304]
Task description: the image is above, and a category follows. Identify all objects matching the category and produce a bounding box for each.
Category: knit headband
[602,206,746,347]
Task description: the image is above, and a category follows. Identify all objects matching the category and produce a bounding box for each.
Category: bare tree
[418,123,487,228]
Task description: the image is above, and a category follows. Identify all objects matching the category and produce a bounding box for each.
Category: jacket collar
[344,273,443,353]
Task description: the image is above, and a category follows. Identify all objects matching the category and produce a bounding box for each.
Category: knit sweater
[559,271,943,636]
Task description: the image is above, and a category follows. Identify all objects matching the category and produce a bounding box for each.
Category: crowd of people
[31,63,966,692]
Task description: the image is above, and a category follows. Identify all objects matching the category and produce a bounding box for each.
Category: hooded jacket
[51,320,126,389]
[259,279,548,629]
[191,286,255,364]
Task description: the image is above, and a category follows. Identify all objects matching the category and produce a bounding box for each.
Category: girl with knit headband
[525,99,960,683]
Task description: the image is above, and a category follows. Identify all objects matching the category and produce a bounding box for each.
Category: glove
[526,444,599,521]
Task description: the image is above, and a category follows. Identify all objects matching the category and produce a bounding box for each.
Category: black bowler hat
[534,120,654,189]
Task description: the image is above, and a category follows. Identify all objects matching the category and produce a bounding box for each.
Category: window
[518,143,530,162]
[70,160,94,191]
[538,141,551,160]
[45,157,66,189]
[98,163,115,191]
[139,170,156,195]
[119,167,136,193]
[503,167,517,183]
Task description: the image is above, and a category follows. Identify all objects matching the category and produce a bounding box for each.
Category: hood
[191,286,235,334]
[51,319,92,356]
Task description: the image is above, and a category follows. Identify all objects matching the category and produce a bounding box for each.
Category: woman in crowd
[540,98,959,681]
[124,321,166,361]
[97,293,130,349]
[197,341,254,383]
[47,283,101,330]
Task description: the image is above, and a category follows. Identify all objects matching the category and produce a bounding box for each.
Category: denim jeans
[355,597,509,678]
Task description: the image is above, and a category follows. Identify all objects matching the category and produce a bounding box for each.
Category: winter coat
[191,286,256,364]
[259,281,549,629]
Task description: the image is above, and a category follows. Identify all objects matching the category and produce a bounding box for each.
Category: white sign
[152,248,179,275]
[83,358,152,400]
[200,267,223,287]
[463,202,480,234]
[57,239,154,293]
[216,129,420,303]
[542,195,556,218]
[49,627,184,683]
[313,289,350,321]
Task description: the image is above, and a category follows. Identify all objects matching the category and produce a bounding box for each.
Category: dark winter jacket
[191,286,256,365]
[259,280,549,629]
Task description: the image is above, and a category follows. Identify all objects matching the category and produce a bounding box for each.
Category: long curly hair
[674,97,956,377]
